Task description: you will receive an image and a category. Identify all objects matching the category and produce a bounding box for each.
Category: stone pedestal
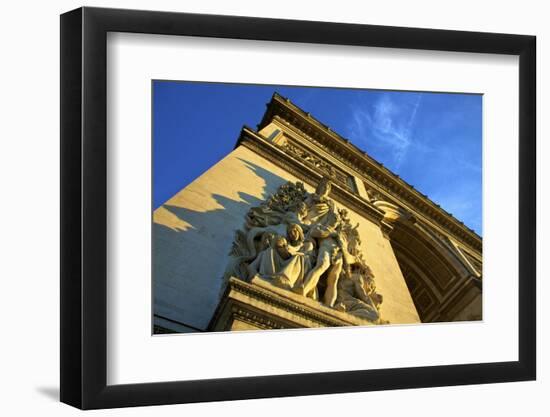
[209,277,374,331]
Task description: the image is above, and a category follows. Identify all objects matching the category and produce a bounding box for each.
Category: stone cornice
[236,127,386,226]
[213,277,375,329]
[258,93,482,253]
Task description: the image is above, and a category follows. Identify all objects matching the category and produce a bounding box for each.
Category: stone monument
[153,93,482,333]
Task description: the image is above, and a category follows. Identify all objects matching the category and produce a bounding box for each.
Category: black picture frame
[60,6,536,410]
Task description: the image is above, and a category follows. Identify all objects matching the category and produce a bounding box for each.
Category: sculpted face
[316,178,332,197]
[275,236,287,248]
[262,232,276,248]
[297,202,308,218]
[348,237,361,254]
[287,224,304,245]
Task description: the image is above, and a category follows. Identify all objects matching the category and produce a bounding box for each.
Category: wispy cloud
[347,93,424,169]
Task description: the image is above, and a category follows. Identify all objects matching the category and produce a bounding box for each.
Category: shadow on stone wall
[153,158,290,331]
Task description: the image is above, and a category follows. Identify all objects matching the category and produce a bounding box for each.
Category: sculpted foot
[271,275,291,289]
[292,285,306,296]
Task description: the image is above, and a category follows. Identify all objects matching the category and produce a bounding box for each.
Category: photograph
[152,81,483,333]
[0,0,543,414]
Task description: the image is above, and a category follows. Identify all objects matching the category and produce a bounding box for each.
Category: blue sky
[153,81,482,235]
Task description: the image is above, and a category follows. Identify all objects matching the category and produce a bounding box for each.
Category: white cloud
[347,93,423,168]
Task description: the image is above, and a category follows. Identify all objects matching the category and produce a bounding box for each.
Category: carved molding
[210,277,375,330]
[373,200,416,224]
[232,278,352,327]
[238,128,385,225]
[279,139,358,194]
[230,306,289,330]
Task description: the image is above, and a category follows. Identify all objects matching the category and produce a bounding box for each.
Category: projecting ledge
[209,277,375,332]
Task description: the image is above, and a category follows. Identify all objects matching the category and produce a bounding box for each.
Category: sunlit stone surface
[153,94,482,333]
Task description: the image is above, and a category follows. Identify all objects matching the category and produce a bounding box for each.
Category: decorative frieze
[279,139,358,195]
[237,129,385,225]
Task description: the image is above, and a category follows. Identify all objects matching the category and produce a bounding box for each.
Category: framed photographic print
[60,6,536,410]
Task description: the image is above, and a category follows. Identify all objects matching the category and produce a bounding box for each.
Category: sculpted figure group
[226,178,386,324]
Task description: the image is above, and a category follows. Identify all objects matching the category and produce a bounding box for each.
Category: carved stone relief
[225,177,387,325]
[279,139,358,194]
